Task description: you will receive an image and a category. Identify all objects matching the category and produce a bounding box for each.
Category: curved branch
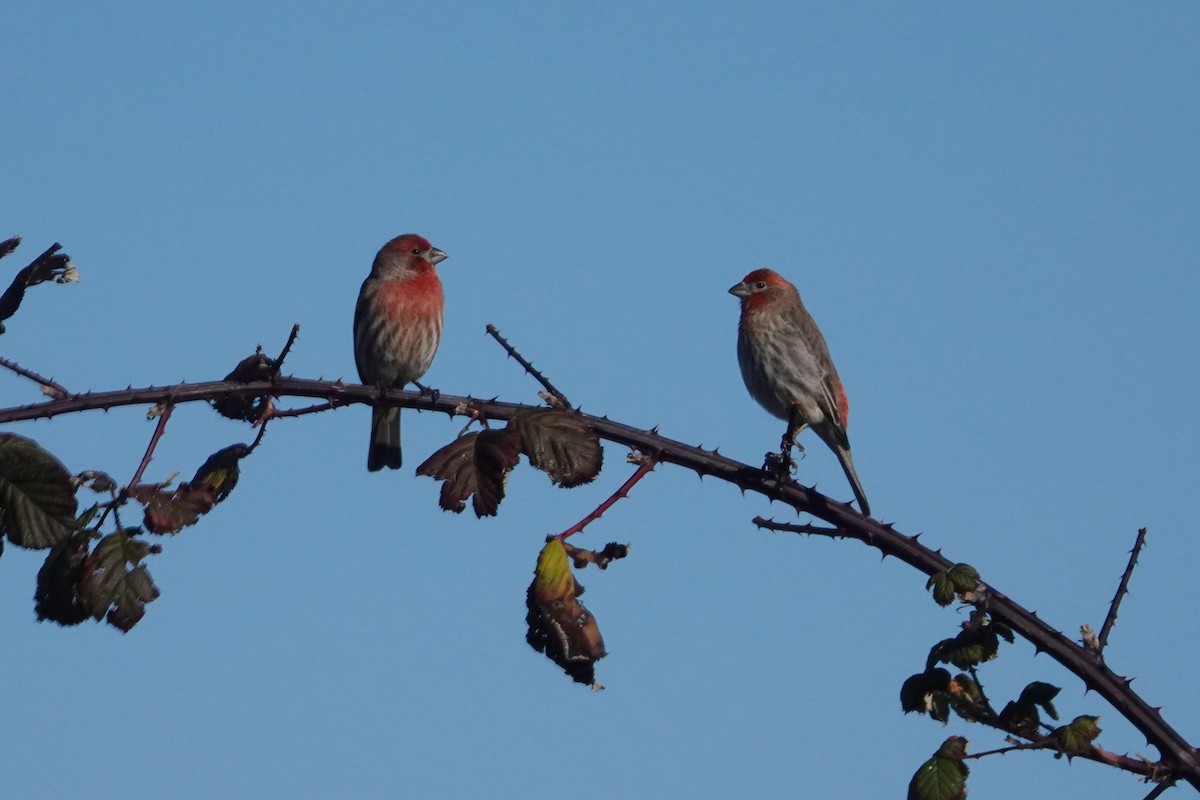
[1,377,1196,789]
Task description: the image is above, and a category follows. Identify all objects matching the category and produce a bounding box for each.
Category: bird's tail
[832,443,871,517]
[368,406,402,471]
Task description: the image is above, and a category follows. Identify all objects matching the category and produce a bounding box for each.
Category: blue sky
[3,3,1198,798]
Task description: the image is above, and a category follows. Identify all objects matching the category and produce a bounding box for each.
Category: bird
[729,268,871,516]
[353,233,447,471]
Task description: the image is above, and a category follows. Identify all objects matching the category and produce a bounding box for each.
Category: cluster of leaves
[0,431,249,632]
[900,564,1105,796]
[419,405,633,686]
[211,349,281,422]
[525,538,628,688]
[416,407,603,516]
[0,237,79,335]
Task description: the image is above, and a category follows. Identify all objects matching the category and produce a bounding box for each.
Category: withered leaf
[0,242,74,333]
[526,539,606,687]
[564,541,630,570]
[415,429,521,517]
[0,433,79,549]
[191,443,249,503]
[35,530,93,626]
[212,351,277,421]
[508,408,602,488]
[77,529,161,632]
[900,668,952,716]
[129,483,217,534]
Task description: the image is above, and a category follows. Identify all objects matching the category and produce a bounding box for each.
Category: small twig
[967,665,997,718]
[1141,779,1175,800]
[267,400,345,419]
[554,455,655,540]
[271,323,301,376]
[128,404,175,488]
[963,739,1048,759]
[752,516,844,539]
[0,356,69,398]
[1097,527,1149,656]
[485,323,571,408]
[454,402,490,437]
[96,403,175,529]
[245,417,270,456]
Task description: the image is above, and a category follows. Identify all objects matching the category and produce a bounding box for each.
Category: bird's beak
[729,281,750,298]
[429,248,448,265]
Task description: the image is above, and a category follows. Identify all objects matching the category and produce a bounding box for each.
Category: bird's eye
[411,248,422,256]
[755,282,766,290]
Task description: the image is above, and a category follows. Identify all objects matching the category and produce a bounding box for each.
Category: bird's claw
[762,451,796,481]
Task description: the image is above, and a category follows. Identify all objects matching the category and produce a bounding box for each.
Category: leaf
[509,409,602,488]
[129,483,217,534]
[908,737,969,800]
[416,429,521,517]
[946,563,980,593]
[928,626,1001,671]
[34,530,93,626]
[0,242,74,332]
[926,571,957,607]
[947,674,988,723]
[212,351,277,421]
[77,530,161,632]
[190,443,249,503]
[998,699,1041,738]
[563,541,630,570]
[525,539,607,687]
[1053,715,1101,757]
[927,564,980,606]
[0,433,79,549]
[900,668,952,716]
[1018,681,1061,721]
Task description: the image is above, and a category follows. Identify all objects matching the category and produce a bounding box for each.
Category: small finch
[354,234,447,471]
[730,268,870,516]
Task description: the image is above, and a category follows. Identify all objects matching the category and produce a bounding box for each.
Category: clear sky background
[3,4,1198,798]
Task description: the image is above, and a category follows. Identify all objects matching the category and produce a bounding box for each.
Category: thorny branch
[486,323,572,408]
[1097,527,1149,657]
[96,402,176,529]
[0,356,70,399]
[0,378,1196,789]
[555,454,655,541]
[129,404,175,488]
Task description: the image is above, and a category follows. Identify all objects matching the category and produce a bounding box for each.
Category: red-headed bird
[354,234,447,471]
[730,268,870,516]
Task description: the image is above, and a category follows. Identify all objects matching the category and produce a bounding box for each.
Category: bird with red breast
[730,268,871,516]
[354,233,447,471]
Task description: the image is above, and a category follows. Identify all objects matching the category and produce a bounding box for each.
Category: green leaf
[908,737,969,800]
[926,571,957,606]
[0,433,78,549]
[77,530,161,632]
[1053,715,1101,757]
[928,627,1000,670]
[946,563,980,593]
[416,429,521,517]
[509,409,602,488]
